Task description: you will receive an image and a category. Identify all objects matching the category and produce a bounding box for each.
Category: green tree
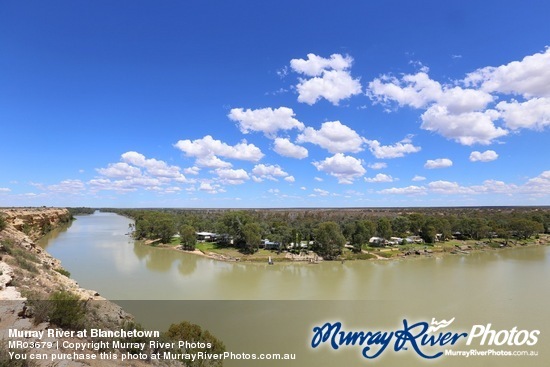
[242,222,262,254]
[509,218,544,240]
[179,224,196,250]
[165,321,225,367]
[314,222,346,260]
[0,214,6,232]
[350,220,375,252]
[391,216,410,237]
[376,217,392,239]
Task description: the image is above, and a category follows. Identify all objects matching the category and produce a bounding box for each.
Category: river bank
[150,233,550,265]
[0,208,182,367]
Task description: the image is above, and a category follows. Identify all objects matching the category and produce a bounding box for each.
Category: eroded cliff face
[0,208,153,367]
[1,207,72,241]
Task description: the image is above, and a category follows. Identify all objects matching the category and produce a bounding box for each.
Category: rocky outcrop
[0,208,161,366]
[1,207,72,241]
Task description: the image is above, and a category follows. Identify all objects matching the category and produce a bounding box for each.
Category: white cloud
[378,185,427,195]
[470,150,498,162]
[424,158,453,169]
[312,153,366,184]
[364,173,395,183]
[368,72,442,109]
[39,179,85,194]
[523,170,550,195]
[377,170,549,198]
[215,168,250,185]
[297,121,365,153]
[199,182,225,194]
[314,177,323,182]
[365,137,421,159]
[368,162,387,170]
[174,135,264,167]
[284,176,295,183]
[290,53,362,105]
[96,162,142,178]
[437,87,494,114]
[273,138,308,159]
[228,107,304,138]
[196,155,232,169]
[290,53,353,77]
[428,180,475,195]
[420,105,507,145]
[121,151,187,181]
[251,164,291,182]
[296,70,362,105]
[464,47,550,98]
[88,177,163,193]
[313,188,330,196]
[183,166,201,175]
[0,187,11,192]
[496,97,550,130]
[412,175,426,182]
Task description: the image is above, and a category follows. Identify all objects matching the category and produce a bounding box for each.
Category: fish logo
[427,317,455,333]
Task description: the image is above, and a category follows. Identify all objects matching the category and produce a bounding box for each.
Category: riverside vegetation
[104,207,550,262]
[0,208,225,367]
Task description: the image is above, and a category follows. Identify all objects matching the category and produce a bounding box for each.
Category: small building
[369,237,385,246]
[196,231,217,242]
[262,240,281,250]
[388,237,403,245]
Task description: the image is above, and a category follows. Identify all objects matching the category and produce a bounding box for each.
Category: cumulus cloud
[365,137,421,159]
[464,47,550,98]
[297,121,365,153]
[93,151,189,193]
[228,107,304,138]
[97,162,142,178]
[273,138,308,159]
[0,187,11,192]
[368,72,442,109]
[251,164,292,182]
[378,185,427,195]
[496,97,550,130]
[368,162,387,170]
[470,150,498,162]
[174,135,264,167]
[377,170,549,198]
[199,182,225,194]
[424,158,453,169]
[523,170,550,195]
[420,105,507,145]
[215,168,250,185]
[368,69,506,145]
[290,53,362,105]
[412,175,426,182]
[312,153,366,184]
[428,180,475,195]
[364,173,395,183]
[290,53,353,76]
[284,176,295,183]
[121,151,187,180]
[45,179,86,194]
[313,188,330,196]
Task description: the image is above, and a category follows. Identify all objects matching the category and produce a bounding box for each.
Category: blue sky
[1,0,549,208]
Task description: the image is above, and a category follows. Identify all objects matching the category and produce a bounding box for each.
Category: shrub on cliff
[0,214,6,232]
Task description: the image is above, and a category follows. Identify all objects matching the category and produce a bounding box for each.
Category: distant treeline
[67,207,96,216]
[102,207,549,259]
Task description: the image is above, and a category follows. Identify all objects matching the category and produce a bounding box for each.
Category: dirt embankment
[0,208,176,367]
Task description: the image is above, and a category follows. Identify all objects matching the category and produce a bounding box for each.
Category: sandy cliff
[0,208,169,366]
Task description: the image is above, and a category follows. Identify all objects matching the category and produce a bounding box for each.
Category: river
[39,211,549,366]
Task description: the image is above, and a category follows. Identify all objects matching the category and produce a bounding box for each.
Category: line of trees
[104,207,549,259]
